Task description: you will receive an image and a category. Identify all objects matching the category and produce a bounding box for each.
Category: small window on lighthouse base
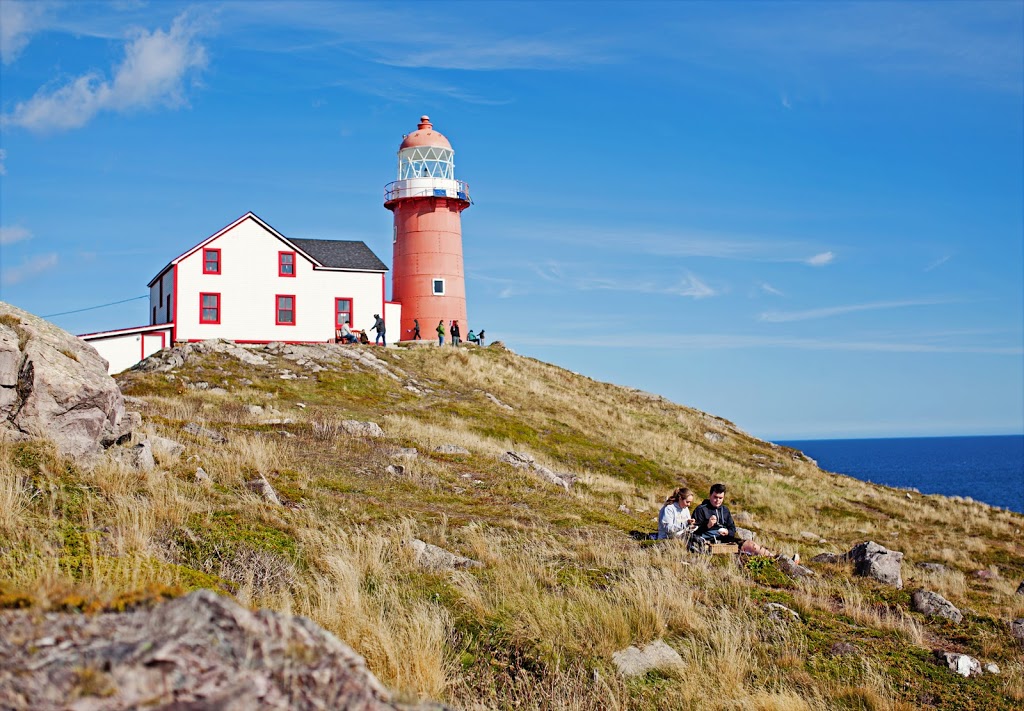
[432,278,445,295]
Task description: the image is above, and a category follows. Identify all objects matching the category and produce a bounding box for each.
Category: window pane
[202,308,218,321]
[278,296,293,309]
[202,295,217,307]
[336,300,351,313]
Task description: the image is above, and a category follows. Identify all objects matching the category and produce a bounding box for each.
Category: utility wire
[43,295,148,318]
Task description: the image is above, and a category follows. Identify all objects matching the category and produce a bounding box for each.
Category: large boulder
[0,589,430,710]
[911,589,963,624]
[847,541,904,588]
[0,302,125,457]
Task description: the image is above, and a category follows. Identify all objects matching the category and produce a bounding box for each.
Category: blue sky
[1,0,1021,440]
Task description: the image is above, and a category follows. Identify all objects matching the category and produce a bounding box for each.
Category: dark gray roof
[289,238,388,272]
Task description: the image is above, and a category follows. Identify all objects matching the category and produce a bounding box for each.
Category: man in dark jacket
[691,483,739,550]
[371,314,386,346]
[691,483,780,557]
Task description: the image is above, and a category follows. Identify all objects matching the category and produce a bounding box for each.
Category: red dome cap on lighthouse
[399,115,452,150]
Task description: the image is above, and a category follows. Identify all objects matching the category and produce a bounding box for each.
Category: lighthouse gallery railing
[385,180,471,203]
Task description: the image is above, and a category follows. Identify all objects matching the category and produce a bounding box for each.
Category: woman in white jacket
[658,487,696,540]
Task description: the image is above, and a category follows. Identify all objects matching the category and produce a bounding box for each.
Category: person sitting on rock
[658,487,696,540]
[358,330,370,345]
[690,483,780,557]
[467,329,479,345]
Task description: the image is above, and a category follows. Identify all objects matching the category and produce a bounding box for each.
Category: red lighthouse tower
[385,116,471,342]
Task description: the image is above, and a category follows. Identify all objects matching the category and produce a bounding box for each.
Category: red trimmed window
[199,293,220,324]
[276,294,296,325]
[203,248,221,274]
[335,298,353,328]
[279,251,296,277]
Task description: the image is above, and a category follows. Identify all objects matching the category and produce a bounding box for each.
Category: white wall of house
[81,326,172,374]
[173,217,387,343]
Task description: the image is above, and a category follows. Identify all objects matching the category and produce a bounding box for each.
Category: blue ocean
[778,435,1024,514]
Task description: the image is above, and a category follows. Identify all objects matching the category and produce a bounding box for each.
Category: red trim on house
[335,297,354,329]
[275,294,296,326]
[171,265,178,342]
[381,274,386,311]
[278,251,296,277]
[203,248,221,274]
[199,292,221,324]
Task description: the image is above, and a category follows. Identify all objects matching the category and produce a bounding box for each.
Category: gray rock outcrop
[847,541,904,588]
[500,451,535,468]
[184,422,227,443]
[247,474,282,506]
[113,439,156,471]
[500,451,575,490]
[0,589,425,710]
[150,434,185,459]
[1,302,126,457]
[1016,581,1024,596]
[911,589,963,624]
[764,602,800,622]
[941,652,982,677]
[1011,619,1024,645]
[434,444,470,455]
[611,639,684,678]
[410,539,482,571]
[484,392,513,411]
[811,553,842,564]
[342,420,385,438]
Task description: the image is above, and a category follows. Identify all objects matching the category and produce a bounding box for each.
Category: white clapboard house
[80,212,400,373]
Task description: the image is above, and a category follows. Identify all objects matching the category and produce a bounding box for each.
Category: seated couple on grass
[686,483,781,558]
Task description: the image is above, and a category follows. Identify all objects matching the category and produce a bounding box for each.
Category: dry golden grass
[2,343,1021,710]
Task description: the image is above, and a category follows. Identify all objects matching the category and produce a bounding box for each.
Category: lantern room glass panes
[398,147,454,180]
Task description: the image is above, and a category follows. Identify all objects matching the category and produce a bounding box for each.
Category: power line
[43,295,148,318]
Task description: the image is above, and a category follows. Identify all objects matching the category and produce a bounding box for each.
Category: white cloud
[0,149,6,176]
[925,255,951,271]
[2,253,58,285]
[759,282,784,296]
[804,251,834,266]
[3,12,207,132]
[379,37,607,71]
[665,273,716,299]
[0,225,32,245]
[527,262,718,299]
[0,0,51,64]
[759,298,954,323]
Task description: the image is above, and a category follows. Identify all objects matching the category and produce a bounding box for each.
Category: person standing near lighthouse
[385,116,471,341]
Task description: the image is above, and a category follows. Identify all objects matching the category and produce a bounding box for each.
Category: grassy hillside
[1,341,1022,710]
